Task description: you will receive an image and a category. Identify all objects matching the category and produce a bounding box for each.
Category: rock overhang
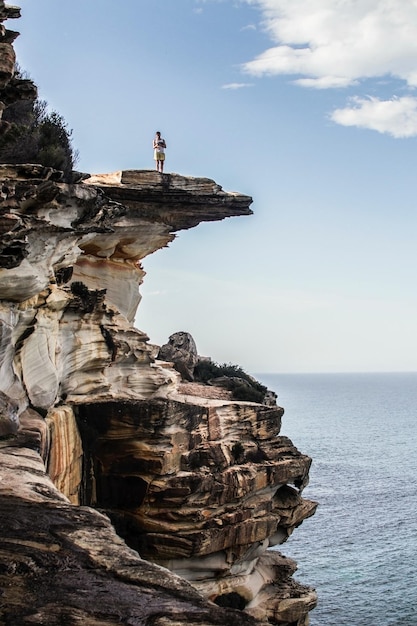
[83,168,254,231]
[0,164,253,305]
[0,2,318,622]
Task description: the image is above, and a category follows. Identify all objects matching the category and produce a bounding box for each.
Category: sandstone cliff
[0,4,317,625]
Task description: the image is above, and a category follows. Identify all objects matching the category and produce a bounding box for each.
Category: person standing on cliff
[153,131,166,173]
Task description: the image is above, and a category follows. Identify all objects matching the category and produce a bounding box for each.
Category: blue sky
[12,0,417,373]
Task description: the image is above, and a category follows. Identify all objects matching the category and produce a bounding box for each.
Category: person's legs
[155,154,165,173]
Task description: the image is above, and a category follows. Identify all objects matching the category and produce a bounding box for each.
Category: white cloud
[237,1,417,134]
[330,96,417,138]
[222,82,253,89]
[242,0,417,89]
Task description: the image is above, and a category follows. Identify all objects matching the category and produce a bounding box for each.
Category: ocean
[257,373,417,626]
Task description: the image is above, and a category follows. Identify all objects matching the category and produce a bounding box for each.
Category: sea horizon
[256,369,417,375]
[255,371,417,626]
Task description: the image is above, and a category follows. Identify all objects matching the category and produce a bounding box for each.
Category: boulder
[158,331,198,381]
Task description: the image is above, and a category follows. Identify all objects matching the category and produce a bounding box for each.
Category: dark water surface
[257,373,417,626]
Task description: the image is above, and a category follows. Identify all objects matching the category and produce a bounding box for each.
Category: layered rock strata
[0,162,317,625]
[0,4,317,625]
[0,419,260,626]
[77,398,317,624]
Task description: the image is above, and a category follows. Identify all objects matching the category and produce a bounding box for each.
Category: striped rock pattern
[0,4,317,624]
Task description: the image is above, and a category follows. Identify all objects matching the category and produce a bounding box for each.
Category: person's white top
[154,138,165,153]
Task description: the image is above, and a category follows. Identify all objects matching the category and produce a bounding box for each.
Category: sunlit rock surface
[0,3,317,624]
[0,163,252,409]
[0,159,317,624]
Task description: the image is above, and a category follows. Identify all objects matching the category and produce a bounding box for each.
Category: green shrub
[70,281,90,299]
[0,69,78,180]
[193,359,223,383]
[194,359,268,403]
[232,383,265,404]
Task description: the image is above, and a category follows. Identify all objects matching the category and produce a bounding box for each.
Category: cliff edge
[0,3,317,625]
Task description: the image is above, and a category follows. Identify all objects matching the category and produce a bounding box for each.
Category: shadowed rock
[158,331,198,381]
[0,389,18,437]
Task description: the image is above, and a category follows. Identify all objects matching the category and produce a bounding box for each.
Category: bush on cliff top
[0,69,78,180]
[194,360,267,403]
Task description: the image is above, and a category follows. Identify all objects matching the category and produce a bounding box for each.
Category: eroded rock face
[75,399,316,565]
[158,331,198,381]
[72,396,317,624]
[0,421,260,626]
[0,161,317,624]
[0,5,317,625]
[0,164,254,414]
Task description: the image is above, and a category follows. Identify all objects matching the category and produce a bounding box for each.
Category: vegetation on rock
[0,68,78,180]
[194,359,268,403]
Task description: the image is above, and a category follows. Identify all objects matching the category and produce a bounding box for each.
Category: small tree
[0,69,78,180]
[36,110,78,177]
